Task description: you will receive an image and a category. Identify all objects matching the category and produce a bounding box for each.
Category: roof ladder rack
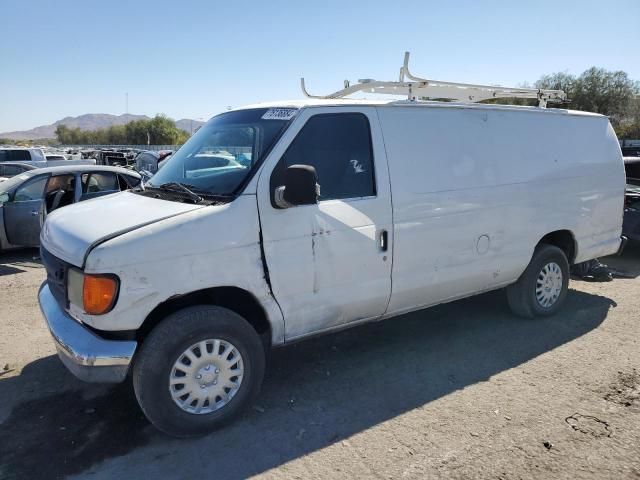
[301,52,567,108]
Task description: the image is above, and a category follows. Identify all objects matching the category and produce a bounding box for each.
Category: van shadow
[0,289,614,480]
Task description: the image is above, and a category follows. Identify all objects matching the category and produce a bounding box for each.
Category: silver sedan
[0,165,141,250]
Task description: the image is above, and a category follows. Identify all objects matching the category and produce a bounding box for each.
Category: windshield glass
[147,108,295,196]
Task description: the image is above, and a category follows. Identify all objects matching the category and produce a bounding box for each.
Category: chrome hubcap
[536,262,563,308]
[169,339,244,414]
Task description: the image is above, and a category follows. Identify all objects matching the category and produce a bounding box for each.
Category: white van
[38,90,625,436]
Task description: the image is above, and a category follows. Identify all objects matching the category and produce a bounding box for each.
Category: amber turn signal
[83,274,119,315]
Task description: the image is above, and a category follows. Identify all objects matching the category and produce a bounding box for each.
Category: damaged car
[622,156,640,243]
[0,165,140,251]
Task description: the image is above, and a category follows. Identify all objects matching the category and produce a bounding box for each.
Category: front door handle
[31,210,40,216]
[379,229,388,252]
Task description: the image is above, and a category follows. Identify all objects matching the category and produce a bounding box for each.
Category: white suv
[0,147,95,167]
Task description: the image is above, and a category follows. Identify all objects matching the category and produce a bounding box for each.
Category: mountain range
[0,114,207,140]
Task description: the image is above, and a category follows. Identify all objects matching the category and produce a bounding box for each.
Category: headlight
[68,268,119,315]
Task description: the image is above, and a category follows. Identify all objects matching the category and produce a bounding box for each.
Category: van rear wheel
[507,244,569,318]
[132,305,265,437]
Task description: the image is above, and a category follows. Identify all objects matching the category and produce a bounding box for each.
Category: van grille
[40,246,69,308]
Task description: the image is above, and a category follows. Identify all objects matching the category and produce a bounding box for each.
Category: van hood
[41,191,203,267]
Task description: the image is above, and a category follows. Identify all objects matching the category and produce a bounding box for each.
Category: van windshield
[147,108,294,196]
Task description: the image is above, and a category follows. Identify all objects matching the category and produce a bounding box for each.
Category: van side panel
[571,121,625,262]
[377,105,624,315]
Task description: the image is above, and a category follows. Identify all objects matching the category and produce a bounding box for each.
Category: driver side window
[13,177,47,202]
[273,113,376,202]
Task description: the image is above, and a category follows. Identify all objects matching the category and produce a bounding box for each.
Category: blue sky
[1,0,638,132]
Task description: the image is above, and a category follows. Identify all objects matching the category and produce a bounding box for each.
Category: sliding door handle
[379,229,388,252]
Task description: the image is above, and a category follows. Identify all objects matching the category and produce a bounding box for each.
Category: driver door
[256,108,393,340]
[4,175,48,246]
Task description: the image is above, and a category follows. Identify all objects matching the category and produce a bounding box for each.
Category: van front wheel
[507,244,569,318]
[132,305,265,437]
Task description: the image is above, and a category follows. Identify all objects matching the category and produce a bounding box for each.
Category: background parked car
[0,147,96,167]
[624,156,640,184]
[623,183,640,243]
[45,153,68,161]
[0,162,37,178]
[96,148,140,167]
[0,165,141,250]
[623,156,640,243]
[621,146,640,157]
[157,152,173,171]
[135,150,174,174]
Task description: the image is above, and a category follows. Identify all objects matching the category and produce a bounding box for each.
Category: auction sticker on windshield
[261,108,297,120]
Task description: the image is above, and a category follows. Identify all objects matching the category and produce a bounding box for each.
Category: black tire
[132,305,265,437]
[506,244,569,318]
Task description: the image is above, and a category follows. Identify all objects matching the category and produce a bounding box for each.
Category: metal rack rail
[301,52,567,107]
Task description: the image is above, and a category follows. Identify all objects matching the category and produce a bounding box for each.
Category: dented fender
[73,195,285,345]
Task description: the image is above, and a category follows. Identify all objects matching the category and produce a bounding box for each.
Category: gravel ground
[0,246,639,479]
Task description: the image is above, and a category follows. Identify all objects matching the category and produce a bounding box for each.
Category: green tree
[148,115,177,144]
[55,115,191,145]
[106,124,126,144]
[615,96,640,139]
[536,68,640,127]
[124,119,149,144]
[534,71,575,93]
[55,125,71,143]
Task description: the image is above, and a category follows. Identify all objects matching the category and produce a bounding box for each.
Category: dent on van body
[254,106,394,341]
[78,195,285,345]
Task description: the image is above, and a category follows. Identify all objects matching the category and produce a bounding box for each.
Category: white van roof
[238,98,604,119]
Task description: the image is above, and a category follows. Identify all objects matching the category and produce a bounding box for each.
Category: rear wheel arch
[537,230,576,264]
[137,286,273,349]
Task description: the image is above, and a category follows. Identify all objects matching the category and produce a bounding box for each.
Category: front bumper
[38,282,137,383]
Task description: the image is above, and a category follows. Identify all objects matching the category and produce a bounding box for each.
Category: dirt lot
[0,247,639,480]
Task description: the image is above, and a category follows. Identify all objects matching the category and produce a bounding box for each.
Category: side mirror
[275,164,319,208]
[0,192,8,204]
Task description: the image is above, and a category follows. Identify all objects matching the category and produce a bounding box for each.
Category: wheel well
[137,287,272,347]
[538,230,576,264]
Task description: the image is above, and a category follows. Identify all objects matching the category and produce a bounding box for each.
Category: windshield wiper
[155,182,203,203]
[145,182,234,203]
[197,191,234,200]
